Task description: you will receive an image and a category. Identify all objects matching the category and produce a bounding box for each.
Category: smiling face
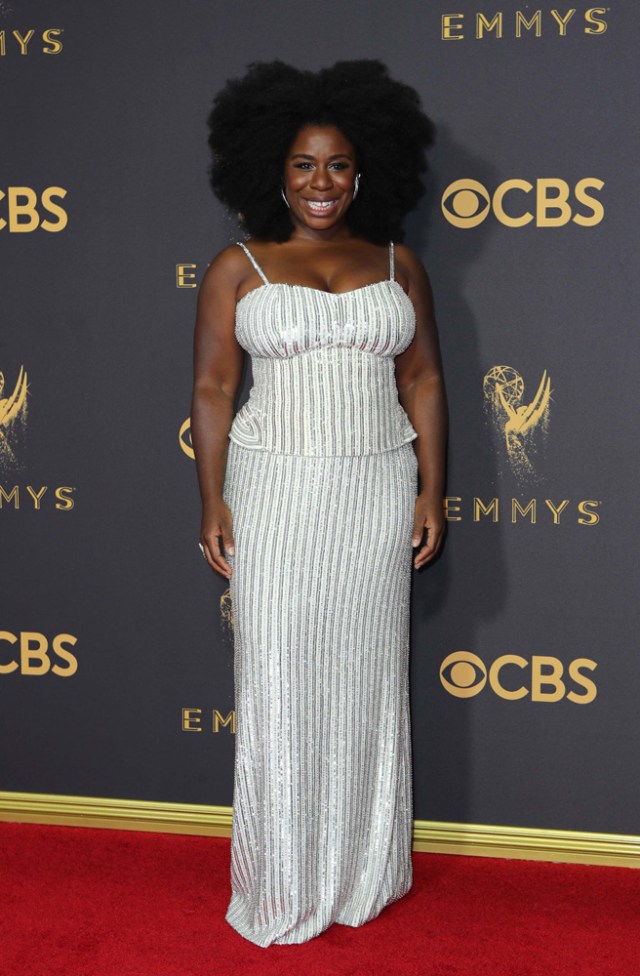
[282,124,358,239]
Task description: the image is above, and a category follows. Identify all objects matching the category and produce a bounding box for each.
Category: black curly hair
[207,59,435,244]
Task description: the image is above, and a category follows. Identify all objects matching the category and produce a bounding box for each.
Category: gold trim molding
[0,791,637,868]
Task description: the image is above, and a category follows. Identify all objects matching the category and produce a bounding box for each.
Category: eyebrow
[290,152,353,160]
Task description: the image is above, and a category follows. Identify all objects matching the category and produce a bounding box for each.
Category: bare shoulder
[394,242,431,287]
[200,244,252,303]
[206,242,250,279]
[394,243,437,322]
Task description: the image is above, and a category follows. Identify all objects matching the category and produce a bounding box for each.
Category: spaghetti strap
[389,241,395,281]
[236,241,270,285]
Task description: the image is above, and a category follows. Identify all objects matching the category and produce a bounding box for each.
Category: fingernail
[228,546,235,556]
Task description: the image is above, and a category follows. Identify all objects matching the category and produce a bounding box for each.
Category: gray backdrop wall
[1,0,638,837]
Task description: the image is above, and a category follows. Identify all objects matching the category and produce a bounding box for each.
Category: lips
[302,198,339,215]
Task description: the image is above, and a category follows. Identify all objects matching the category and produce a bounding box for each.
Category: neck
[288,220,353,245]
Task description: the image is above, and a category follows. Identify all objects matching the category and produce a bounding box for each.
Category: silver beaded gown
[222,240,418,947]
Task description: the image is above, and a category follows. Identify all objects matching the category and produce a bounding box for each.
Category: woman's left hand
[412,493,446,569]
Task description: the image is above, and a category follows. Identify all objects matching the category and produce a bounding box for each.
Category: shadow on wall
[406,119,509,824]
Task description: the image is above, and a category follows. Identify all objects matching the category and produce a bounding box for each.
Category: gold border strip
[0,792,637,868]
[411,820,639,868]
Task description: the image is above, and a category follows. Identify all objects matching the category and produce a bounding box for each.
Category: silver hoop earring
[281,184,291,209]
[352,172,361,200]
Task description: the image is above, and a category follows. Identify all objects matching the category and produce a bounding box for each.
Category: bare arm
[394,244,448,569]
[190,246,246,579]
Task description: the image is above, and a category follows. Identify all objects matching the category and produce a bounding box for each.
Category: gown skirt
[222,435,418,947]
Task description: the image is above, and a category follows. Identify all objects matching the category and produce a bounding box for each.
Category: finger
[414,530,444,567]
[415,543,442,567]
[412,516,428,546]
[414,545,433,568]
[201,540,221,573]
[219,526,235,577]
[431,527,445,555]
[212,543,233,578]
[422,526,444,555]
[221,533,235,558]
[203,536,233,580]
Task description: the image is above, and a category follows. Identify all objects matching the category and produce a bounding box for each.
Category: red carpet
[1,822,638,976]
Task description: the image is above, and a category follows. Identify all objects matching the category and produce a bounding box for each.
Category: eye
[329,162,350,170]
[293,162,314,170]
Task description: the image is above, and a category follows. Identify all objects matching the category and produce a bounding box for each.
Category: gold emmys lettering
[0,28,64,56]
[181,708,237,733]
[483,366,551,481]
[440,8,608,41]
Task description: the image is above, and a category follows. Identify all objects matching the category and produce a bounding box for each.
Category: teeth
[305,200,337,212]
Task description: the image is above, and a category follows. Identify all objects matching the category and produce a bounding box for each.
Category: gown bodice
[229,241,419,456]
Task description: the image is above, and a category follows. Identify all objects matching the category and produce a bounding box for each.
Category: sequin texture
[222,241,418,947]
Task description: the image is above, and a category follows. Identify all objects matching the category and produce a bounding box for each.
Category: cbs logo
[440,650,597,704]
[0,187,68,232]
[179,417,195,459]
[441,178,604,228]
[0,632,78,676]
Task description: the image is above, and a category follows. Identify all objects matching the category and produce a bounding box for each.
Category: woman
[191,60,447,947]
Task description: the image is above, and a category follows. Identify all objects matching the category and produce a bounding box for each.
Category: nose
[310,166,333,191]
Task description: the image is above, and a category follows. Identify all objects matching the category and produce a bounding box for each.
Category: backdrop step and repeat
[1,1,638,845]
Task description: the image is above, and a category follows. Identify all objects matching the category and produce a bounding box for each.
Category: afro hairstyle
[207,59,435,244]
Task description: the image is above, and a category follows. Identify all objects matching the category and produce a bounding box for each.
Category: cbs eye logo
[179,417,194,459]
[440,650,597,704]
[441,178,604,228]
